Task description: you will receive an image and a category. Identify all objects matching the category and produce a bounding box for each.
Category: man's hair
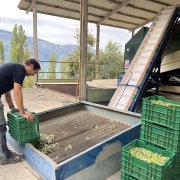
[24,58,41,70]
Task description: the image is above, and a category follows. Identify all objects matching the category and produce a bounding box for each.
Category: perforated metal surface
[39,110,130,163]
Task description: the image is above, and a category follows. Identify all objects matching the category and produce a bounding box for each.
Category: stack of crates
[141,95,180,180]
[7,110,40,144]
[121,95,180,180]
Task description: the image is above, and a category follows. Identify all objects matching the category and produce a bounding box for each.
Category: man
[0,58,41,165]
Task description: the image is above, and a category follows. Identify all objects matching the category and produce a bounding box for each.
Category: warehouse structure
[18,0,180,103]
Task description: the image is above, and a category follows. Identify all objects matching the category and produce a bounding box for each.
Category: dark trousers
[0,98,11,159]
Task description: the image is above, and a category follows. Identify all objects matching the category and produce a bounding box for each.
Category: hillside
[0,29,77,62]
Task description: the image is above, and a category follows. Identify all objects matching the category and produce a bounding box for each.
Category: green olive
[130,147,169,165]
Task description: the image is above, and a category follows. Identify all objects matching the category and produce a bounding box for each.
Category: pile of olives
[130,147,169,165]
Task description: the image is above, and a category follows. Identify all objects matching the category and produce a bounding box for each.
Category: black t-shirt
[0,62,26,95]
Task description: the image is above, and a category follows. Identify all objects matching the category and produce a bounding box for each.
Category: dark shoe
[0,154,23,165]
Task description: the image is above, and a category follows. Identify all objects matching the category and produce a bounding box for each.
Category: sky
[0,0,132,51]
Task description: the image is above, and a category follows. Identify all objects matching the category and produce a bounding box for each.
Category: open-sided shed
[18,0,180,100]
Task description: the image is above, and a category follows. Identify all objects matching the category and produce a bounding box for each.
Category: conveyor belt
[109,6,176,111]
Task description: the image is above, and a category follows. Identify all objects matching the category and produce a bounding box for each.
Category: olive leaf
[32,134,59,154]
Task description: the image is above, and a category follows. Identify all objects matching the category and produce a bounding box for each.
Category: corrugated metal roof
[18,0,180,30]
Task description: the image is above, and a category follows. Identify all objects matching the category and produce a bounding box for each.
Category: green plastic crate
[121,170,137,180]
[140,120,180,153]
[7,110,40,144]
[174,152,180,168]
[121,139,175,180]
[172,152,180,178]
[8,123,39,143]
[142,96,180,130]
[172,169,180,180]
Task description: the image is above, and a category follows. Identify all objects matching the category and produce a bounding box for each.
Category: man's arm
[4,91,14,108]
[14,82,34,122]
[13,82,25,114]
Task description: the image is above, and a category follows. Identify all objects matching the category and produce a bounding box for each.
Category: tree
[48,52,57,79]
[99,41,124,79]
[61,29,96,80]
[24,47,30,61]
[60,56,69,79]
[10,24,18,62]
[22,46,35,88]
[0,41,5,64]
[38,67,45,80]
[23,76,35,88]
[10,24,27,63]
[18,25,26,61]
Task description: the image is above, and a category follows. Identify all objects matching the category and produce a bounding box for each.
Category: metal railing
[37,60,111,83]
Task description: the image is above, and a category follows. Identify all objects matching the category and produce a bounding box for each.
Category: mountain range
[0,29,77,63]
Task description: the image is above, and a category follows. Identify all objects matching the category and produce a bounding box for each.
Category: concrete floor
[0,160,42,180]
[106,171,120,180]
[0,139,42,180]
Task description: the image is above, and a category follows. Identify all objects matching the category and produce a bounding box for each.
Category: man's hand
[21,112,34,122]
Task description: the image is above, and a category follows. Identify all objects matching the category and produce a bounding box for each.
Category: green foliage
[64,47,80,79]
[23,46,33,87]
[10,24,18,62]
[23,76,35,88]
[23,46,30,61]
[60,56,70,79]
[38,68,45,80]
[9,25,33,88]
[18,25,26,61]
[0,41,5,64]
[10,24,27,63]
[61,30,96,80]
[74,28,96,46]
[48,52,57,79]
[32,134,59,155]
[99,41,124,79]
[61,30,124,80]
